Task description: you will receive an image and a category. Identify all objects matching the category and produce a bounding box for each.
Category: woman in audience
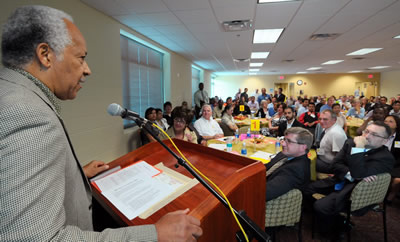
[159,109,198,144]
[163,101,173,126]
[155,108,169,131]
[233,99,251,116]
[141,107,159,145]
[221,104,238,132]
[268,103,287,136]
[256,99,271,118]
[384,115,400,203]
[212,99,224,118]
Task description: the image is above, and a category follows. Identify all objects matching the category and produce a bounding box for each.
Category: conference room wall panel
[381,70,400,99]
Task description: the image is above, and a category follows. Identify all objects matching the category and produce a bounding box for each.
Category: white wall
[381,70,400,98]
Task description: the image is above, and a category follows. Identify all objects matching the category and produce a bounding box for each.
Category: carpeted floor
[269,198,400,242]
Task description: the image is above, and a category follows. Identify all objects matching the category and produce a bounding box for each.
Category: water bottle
[275,140,281,154]
[241,142,247,156]
[226,138,233,152]
[235,129,239,143]
[247,128,251,138]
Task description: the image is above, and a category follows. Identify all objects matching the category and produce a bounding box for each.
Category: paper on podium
[92,161,198,220]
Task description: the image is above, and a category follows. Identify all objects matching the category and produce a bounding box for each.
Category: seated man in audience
[357,105,387,135]
[247,95,259,112]
[278,107,304,137]
[296,98,309,118]
[266,127,313,201]
[320,96,335,112]
[233,99,251,116]
[305,122,395,240]
[346,99,365,119]
[332,103,348,132]
[194,104,224,145]
[298,102,319,134]
[389,101,400,118]
[316,110,347,173]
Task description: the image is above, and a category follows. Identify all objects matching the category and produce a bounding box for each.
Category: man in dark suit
[266,127,313,201]
[277,107,304,137]
[274,87,286,103]
[305,121,395,239]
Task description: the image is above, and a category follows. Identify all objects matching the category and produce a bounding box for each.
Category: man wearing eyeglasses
[305,121,395,239]
[266,127,313,201]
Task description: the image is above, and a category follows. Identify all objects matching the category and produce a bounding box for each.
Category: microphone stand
[131,116,270,242]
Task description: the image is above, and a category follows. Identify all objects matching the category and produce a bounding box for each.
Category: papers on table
[250,151,274,164]
[92,161,197,220]
[208,143,227,151]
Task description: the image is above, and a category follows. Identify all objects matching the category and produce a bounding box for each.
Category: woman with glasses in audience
[221,104,238,133]
[256,99,271,118]
[159,108,198,144]
[384,115,400,203]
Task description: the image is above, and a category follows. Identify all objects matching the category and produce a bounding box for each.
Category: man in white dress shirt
[194,105,224,145]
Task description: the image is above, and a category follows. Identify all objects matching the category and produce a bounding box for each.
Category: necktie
[266,157,288,177]
[201,91,205,101]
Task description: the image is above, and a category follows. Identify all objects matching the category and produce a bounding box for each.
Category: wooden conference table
[208,136,318,181]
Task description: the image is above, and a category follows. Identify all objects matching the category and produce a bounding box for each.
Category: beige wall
[0,0,200,165]
[381,70,400,99]
[215,73,381,99]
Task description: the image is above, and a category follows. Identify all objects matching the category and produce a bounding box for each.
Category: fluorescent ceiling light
[253,29,284,44]
[393,35,400,39]
[249,73,257,75]
[259,0,299,2]
[346,48,382,56]
[368,66,391,69]
[249,69,260,72]
[306,67,321,70]
[251,52,269,59]
[322,60,344,65]
[348,70,362,73]
[296,71,307,74]
[250,63,263,67]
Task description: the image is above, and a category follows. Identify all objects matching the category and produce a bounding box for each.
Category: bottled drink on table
[241,142,247,156]
[226,137,233,152]
[275,140,281,154]
[235,129,239,144]
[247,128,251,138]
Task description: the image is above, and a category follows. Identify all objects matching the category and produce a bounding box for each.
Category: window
[191,66,201,107]
[120,34,164,128]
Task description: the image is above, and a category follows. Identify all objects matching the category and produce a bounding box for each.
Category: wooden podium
[91,139,266,241]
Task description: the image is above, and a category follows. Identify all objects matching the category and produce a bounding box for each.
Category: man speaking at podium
[0,5,202,241]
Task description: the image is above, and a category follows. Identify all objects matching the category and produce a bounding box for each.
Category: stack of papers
[250,151,274,164]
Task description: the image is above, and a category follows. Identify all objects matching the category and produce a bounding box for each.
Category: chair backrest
[265,189,302,227]
[350,173,391,212]
[219,122,235,136]
[239,126,251,134]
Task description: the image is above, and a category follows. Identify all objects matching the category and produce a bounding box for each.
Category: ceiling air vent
[309,33,340,41]
[352,57,365,60]
[282,59,295,63]
[222,20,253,32]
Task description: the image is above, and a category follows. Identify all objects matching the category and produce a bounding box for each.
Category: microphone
[107,103,143,120]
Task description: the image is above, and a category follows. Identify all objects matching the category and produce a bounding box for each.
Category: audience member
[234,88,242,100]
[254,88,260,101]
[357,106,387,135]
[194,104,224,145]
[361,97,371,112]
[0,5,202,241]
[389,101,400,118]
[221,104,239,133]
[155,108,169,131]
[257,88,270,104]
[384,115,400,203]
[247,95,259,111]
[212,99,224,118]
[319,96,335,112]
[305,122,394,240]
[346,99,365,119]
[163,101,173,126]
[225,96,233,107]
[268,103,287,137]
[266,127,313,201]
[240,87,249,102]
[256,99,271,118]
[298,102,320,134]
[316,110,347,173]
[233,100,251,116]
[159,108,197,143]
[194,82,209,119]
[332,103,348,133]
[275,87,286,103]
[339,95,351,110]
[278,107,304,136]
[141,107,160,145]
[297,98,309,118]
[315,98,326,113]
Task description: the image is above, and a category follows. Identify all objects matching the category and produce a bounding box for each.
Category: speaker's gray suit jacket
[0,68,157,241]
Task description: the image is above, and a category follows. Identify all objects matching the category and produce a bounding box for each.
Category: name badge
[395,141,400,148]
[310,113,315,118]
